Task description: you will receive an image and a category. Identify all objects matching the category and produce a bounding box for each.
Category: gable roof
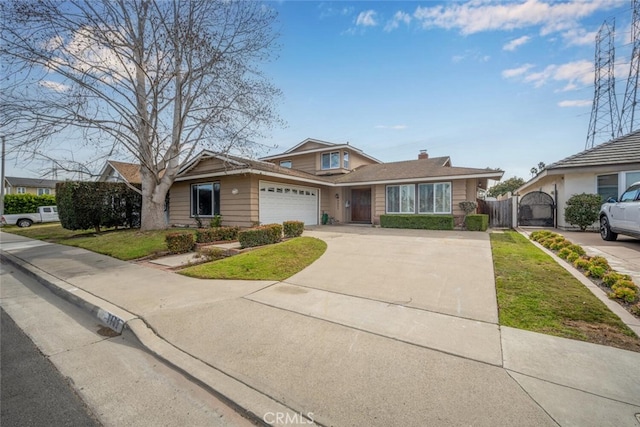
[99,160,142,184]
[332,157,503,185]
[176,150,334,186]
[4,176,59,188]
[260,138,382,164]
[547,130,640,170]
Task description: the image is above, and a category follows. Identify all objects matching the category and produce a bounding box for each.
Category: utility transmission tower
[619,0,640,136]
[586,18,619,149]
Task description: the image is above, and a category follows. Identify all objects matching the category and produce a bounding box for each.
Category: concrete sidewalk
[1,229,640,426]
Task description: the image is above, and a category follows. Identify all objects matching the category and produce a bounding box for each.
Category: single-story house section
[168,138,504,227]
[3,176,60,196]
[516,130,640,230]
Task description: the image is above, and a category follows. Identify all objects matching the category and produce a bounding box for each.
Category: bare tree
[0,0,282,230]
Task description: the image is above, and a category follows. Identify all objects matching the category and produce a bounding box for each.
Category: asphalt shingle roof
[108,161,142,184]
[5,176,59,188]
[548,130,640,170]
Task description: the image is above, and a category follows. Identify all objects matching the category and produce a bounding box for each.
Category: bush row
[380,214,454,230]
[3,194,57,214]
[195,226,240,243]
[530,230,639,313]
[168,220,306,253]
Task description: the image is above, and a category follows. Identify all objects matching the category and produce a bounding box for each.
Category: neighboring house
[168,138,504,227]
[516,131,640,230]
[97,160,142,184]
[3,176,59,196]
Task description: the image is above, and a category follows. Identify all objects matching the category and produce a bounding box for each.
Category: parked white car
[599,182,640,240]
[1,206,59,228]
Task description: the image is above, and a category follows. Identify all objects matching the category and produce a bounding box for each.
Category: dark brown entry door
[351,189,372,222]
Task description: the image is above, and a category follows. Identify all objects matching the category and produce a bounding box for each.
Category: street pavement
[1,227,639,426]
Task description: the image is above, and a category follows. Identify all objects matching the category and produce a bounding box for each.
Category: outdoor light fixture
[231,188,239,195]
[335,193,339,199]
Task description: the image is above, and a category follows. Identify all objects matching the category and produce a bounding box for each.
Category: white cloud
[503,35,531,51]
[412,0,616,36]
[39,80,70,92]
[384,11,412,32]
[504,60,593,90]
[561,28,597,46]
[375,124,407,130]
[502,63,534,78]
[558,99,592,107]
[356,10,378,27]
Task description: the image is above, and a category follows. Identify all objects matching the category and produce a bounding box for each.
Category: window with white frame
[16,187,26,194]
[386,184,415,213]
[191,182,220,217]
[625,171,640,188]
[37,188,51,195]
[321,151,340,170]
[279,160,292,168]
[418,182,451,214]
[343,151,349,169]
[597,174,618,201]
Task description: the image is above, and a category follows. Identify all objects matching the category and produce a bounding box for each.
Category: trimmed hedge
[380,214,454,230]
[3,194,57,214]
[166,232,195,254]
[283,220,304,238]
[465,214,489,231]
[238,224,283,248]
[195,226,240,243]
[56,181,141,232]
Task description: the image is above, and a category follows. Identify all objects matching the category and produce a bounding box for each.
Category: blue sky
[4,0,636,182]
[256,0,635,179]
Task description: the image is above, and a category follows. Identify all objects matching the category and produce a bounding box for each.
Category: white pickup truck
[599,182,640,241]
[1,206,60,228]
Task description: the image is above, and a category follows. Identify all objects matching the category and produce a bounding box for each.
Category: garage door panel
[259,181,318,225]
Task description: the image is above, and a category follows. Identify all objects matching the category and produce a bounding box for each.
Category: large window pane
[400,185,414,212]
[191,183,219,217]
[597,174,618,201]
[343,152,349,169]
[625,171,640,188]
[418,182,451,213]
[330,152,340,168]
[435,183,451,213]
[387,186,399,213]
[419,184,434,213]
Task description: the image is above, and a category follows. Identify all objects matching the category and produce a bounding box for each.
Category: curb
[515,229,640,337]
[0,250,313,427]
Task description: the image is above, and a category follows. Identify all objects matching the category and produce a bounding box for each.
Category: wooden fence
[477,198,513,228]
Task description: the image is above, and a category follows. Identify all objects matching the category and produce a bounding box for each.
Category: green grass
[180,237,327,281]
[2,223,195,261]
[491,231,639,348]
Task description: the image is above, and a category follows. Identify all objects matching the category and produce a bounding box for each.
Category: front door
[351,189,371,223]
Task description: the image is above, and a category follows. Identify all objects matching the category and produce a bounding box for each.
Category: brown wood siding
[291,141,329,152]
[349,151,378,170]
[452,180,467,217]
[373,184,386,224]
[289,153,316,174]
[180,157,229,178]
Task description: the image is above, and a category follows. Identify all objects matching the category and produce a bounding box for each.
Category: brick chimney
[418,149,429,159]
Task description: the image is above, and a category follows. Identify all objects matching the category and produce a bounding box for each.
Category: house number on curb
[97,309,125,334]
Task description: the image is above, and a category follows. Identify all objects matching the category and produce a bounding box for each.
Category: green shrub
[4,194,57,214]
[210,215,223,228]
[589,256,610,270]
[557,248,572,259]
[566,244,586,256]
[630,304,640,316]
[464,214,489,231]
[550,239,570,251]
[238,224,283,248]
[195,226,239,243]
[573,257,591,270]
[564,193,602,231]
[530,230,555,242]
[612,280,638,292]
[609,284,638,303]
[283,220,304,238]
[586,264,607,279]
[541,238,555,249]
[166,232,195,254]
[566,252,580,263]
[380,215,454,230]
[602,272,630,288]
[458,201,478,215]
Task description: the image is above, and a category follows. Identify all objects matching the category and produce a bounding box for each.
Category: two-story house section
[111,138,503,228]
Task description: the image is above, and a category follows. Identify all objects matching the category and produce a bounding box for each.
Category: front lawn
[180,237,327,281]
[2,224,195,261]
[491,230,640,352]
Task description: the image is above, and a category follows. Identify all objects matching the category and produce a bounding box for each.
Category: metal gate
[477,198,513,228]
[518,191,555,227]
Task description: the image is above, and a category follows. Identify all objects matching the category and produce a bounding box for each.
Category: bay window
[321,151,340,170]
